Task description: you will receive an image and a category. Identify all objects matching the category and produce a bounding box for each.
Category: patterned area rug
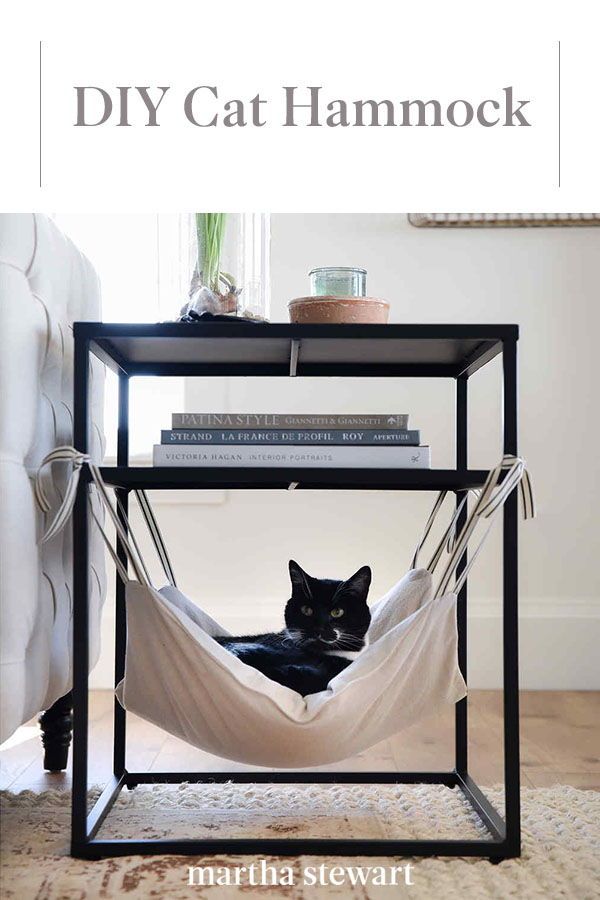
[1,784,599,898]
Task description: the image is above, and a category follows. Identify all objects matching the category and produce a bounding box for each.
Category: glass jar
[181,213,271,321]
[309,266,367,298]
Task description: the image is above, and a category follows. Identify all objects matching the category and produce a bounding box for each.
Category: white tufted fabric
[0,214,106,742]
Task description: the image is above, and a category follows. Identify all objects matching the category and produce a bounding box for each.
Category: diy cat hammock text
[74,85,532,128]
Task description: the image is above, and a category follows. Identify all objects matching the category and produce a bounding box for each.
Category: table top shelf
[99,467,493,492]
[76,323,518,491]
[76,322,518,379]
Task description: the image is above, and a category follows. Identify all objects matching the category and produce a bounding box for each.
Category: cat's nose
[318,628,337,643]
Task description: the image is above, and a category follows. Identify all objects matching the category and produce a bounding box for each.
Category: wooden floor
[1,690,599,793]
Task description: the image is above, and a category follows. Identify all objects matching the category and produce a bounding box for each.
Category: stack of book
[153,413,430,468]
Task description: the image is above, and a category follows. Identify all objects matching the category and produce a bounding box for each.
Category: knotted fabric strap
[35,446,129,582]
[35,446,148,585]
[35,446,90,544]
[435,454,535,599]
[34,447,176,589]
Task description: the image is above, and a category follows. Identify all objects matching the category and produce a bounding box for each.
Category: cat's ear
[289,559,312,597]
[340,565,372,602]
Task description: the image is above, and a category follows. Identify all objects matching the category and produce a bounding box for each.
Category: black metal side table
[71,322,520,861]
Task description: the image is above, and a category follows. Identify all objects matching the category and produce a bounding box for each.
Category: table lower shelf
[99,467,491,491]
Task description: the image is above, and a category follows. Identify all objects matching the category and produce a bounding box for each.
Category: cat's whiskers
[334,633,365,650]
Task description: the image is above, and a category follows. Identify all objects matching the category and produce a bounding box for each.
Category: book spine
[153,444,430,469]
[162,429,420,445]
[171,413,409,429]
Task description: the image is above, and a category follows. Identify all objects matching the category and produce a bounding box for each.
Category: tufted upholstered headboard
[0,214,106,741]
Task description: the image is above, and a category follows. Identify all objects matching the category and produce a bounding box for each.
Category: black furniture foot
[39,691,73,771]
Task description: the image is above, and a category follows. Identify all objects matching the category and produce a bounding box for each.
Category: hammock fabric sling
[35,449,534,769]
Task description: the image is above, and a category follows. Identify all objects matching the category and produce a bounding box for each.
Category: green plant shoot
[195,213,229,292]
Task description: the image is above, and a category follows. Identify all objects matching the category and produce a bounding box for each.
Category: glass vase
[181,213,270,321]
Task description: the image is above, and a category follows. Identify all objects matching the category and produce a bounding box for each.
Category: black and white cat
[215,560,372,696]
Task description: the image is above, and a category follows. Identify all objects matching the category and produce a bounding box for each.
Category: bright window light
[55,214,188,460]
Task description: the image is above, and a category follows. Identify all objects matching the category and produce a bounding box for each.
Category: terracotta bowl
[288,296,389,324]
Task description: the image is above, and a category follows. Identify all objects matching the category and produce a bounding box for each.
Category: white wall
[92,214,600,690]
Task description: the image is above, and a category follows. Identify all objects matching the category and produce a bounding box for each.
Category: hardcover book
[153,444,430,469]
[161,428,420,445]
[171,413,409,429]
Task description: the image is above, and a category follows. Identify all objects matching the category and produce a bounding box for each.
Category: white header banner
[1,0,598,210]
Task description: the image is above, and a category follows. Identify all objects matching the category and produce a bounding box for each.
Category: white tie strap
[35,448,175,588]
[35,445,90,544]
[435,454,535,599]
[411,490,472,573]
[35,448,147,584]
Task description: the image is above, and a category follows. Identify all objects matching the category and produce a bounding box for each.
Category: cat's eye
[301,605,313,616]
[330,608,344,618]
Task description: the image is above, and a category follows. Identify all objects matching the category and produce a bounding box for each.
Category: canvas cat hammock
[36,449,533,768]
